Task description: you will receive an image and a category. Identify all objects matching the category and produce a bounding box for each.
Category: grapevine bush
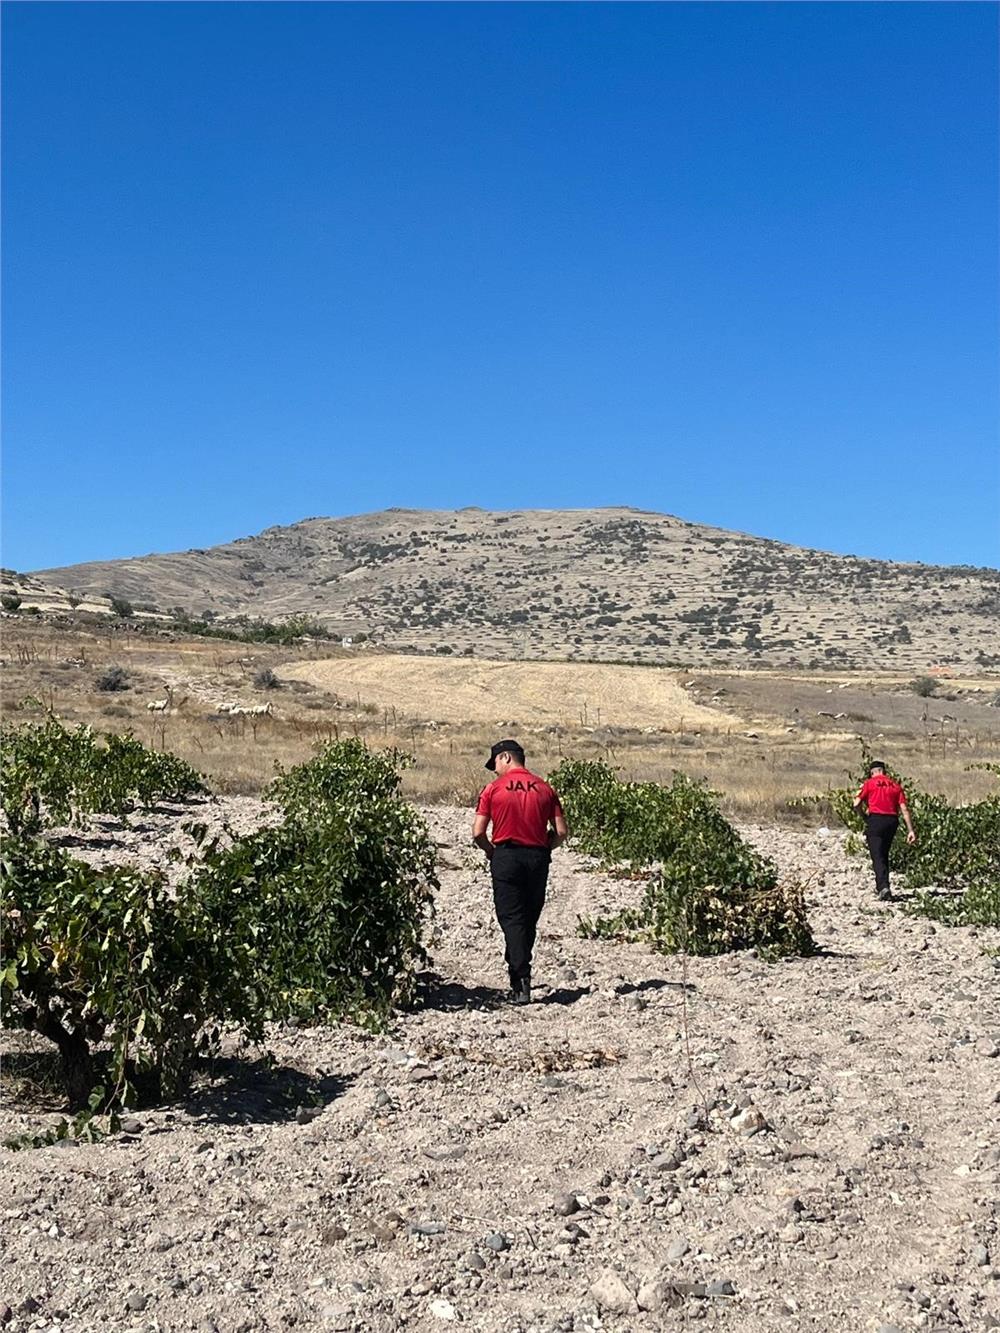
[551,760,813,959]
[212,738,437,1022]
[829,747,1000,927]
[2,739,437,1116]
[0,717,205,834]
[2,839,236,1109]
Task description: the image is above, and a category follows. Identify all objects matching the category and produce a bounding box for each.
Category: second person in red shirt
[852,760,917,901]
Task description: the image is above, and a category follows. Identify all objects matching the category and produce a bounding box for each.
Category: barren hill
[32,507,1000,671]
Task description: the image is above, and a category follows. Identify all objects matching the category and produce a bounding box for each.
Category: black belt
[495,840,547,849]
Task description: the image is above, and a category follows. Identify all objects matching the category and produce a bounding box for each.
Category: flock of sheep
[146,698,273,716]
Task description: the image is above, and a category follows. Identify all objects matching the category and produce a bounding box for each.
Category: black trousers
[491,844,551,985]
[865,814,898,895]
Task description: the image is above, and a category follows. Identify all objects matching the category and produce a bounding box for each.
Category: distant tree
[253,667,281,690]
[109,597,134,619]
[95,666,130,692]
[1,593,22,612]
[910,676,938,698]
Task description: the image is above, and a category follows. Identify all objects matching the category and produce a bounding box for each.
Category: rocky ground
[2,803,999,1333]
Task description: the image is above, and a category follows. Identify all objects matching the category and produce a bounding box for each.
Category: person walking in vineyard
[852,760,916,901]
[472,739,568,1004]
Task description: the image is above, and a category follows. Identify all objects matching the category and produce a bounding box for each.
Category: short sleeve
[552,794,565,821]
[896,784,908,805]
[856,779,871,802]
[475,784,493,818]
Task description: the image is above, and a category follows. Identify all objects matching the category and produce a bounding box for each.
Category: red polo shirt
[857,775,908,816]
[476,768,564,847]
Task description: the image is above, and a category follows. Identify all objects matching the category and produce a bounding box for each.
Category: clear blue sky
[3,2,997,572]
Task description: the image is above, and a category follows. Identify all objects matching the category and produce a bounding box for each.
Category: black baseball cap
[486,739,525,771]
[869,760,887,774]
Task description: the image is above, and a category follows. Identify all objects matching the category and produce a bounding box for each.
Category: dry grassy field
[281,655,735,731]
[3,618,999,819]
[4,616,1000,1333]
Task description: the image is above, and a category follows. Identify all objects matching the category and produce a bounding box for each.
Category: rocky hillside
[31,508,1000,670]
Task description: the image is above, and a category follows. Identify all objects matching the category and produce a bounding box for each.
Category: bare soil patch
[2,803,998,1333]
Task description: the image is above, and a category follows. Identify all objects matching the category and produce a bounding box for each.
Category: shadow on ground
[414,975,595,1010]
[1,1045,354,1129]
[413,978,510,1012]
[538,986,592,1006]
[183,1056,354,1126]
[615,978,694,996]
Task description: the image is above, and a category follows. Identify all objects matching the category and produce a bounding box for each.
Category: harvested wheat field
[282,656,736,732]
[2,799,999,1333]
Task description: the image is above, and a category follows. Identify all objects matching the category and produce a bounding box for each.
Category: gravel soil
[2,802,999,1333]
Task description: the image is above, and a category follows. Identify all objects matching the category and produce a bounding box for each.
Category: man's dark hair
[486,737,527,770]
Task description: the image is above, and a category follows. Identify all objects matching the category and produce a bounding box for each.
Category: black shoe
[511,978,531,1006]
[876,887,892,902]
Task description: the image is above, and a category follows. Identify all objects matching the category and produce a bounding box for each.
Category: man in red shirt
[852,760,917,901]
[473,739,568,1005]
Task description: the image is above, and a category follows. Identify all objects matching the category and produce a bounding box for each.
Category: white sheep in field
[147,699,169,712]
[224,702,272,717]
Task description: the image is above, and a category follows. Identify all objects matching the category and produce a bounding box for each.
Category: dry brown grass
[3,619,999,822]
[282,655,735,731]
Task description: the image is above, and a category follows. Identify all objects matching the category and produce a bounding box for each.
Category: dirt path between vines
[2,805,999,1333]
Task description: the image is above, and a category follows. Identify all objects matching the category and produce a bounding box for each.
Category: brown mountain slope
[32,507,1000,671]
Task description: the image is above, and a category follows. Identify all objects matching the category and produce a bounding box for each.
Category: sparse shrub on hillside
[253,667,281,690]
[553,759,813,959]
[1,593,22,612]
[95,665,130,692]
[168,611,334,646]
[828,746,999,927]
[109,597,134,619]
[909,675,938,697]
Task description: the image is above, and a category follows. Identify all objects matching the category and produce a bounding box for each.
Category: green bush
[552,760,813,959]
[829,748,1000,927]
[2,840,231,1109]
[263,739,437,1016]
[909,675,938,697]
[169,612,333,645]
[95,665,130,692]
[0,717,205,834]
[2,739,436,1116]
[1,593,22,612]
